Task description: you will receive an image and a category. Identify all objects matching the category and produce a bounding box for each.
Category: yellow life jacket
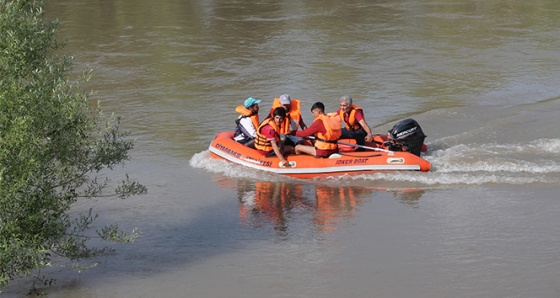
[338,105,363,132]
[269,98,302,134]
[314,113,342,151]
[235,105,260,130]
[254,118,281,152]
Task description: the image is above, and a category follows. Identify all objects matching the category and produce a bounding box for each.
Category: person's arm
[355,110,373,142]
[358,118,373,142]
[295,120,322,138]
[270,139,289,166]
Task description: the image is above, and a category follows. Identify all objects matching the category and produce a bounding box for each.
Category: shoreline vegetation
[0,0,146,294]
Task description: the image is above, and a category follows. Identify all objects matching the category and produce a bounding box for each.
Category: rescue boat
[208,118,430,179]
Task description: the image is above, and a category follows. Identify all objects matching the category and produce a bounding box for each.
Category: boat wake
[415,138,560,185]
[190,138,560,186]
[190,151,291,182]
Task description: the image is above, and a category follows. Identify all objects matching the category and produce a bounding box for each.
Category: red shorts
[316,148,337,158]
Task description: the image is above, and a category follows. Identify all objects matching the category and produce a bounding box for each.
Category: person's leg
[284,134,304,146]
[341,128,366,150]
[294,144,316,156]
[283,145,295,155]
[353,129,367,146]
[340,128,354,140]
[280,134,291,146]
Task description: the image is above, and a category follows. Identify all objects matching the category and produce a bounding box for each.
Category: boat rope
[338,152,383,158]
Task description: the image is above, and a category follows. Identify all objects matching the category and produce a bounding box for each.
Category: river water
[4,0,560,297]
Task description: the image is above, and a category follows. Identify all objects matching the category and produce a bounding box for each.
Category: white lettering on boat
[244,156,272,167]
[215,143,242,159]
[396,127,417,138]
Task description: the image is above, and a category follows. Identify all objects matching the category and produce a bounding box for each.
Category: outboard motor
[386,118,426,156]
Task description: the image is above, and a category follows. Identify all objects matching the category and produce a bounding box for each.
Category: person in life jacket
[267,94,307,146]
[254,107,294,167]
[336,95,373,147]
[294,102,342,157]
[233,97,261,147]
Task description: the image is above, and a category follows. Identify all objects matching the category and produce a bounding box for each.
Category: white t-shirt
[233,116,257,142]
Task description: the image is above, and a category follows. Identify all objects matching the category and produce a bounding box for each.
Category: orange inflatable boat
[209,121,430,179]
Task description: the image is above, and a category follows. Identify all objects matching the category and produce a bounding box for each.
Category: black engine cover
[387,118,426,156]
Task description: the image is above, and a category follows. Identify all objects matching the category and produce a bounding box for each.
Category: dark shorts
[282,134,304,146]
[341,128,366,146]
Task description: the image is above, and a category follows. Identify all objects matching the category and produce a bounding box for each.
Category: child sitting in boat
[293,102,342,158]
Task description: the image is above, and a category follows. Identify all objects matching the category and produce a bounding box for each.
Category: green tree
[0,0,147,292]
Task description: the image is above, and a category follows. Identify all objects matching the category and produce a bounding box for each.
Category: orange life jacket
[338,105,363,132]
[269,97,302,134]
[235,105,260,129]
[254,118,281,152]
[314,113,342,151]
